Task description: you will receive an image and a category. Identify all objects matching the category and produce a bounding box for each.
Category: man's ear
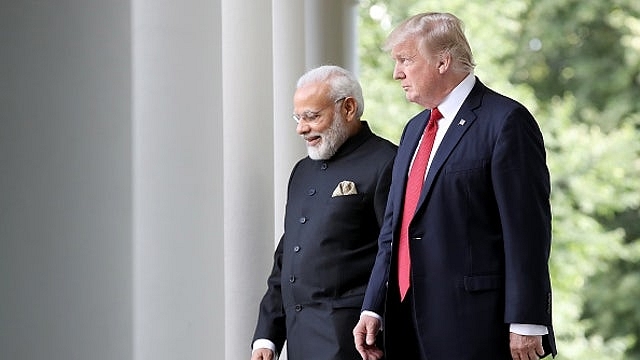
[437,52,452,74]
[343,97,358,121]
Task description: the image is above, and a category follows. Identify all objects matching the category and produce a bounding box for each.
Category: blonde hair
[384,12,475,73]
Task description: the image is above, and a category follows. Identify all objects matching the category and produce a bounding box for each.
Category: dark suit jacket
[253,122,397,360]
[362,79,557,359]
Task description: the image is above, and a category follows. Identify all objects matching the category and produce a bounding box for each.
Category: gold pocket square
[332,180,358,197]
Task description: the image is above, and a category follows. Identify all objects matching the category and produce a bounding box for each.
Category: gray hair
[296,65,365,119]
[384,12,475,73]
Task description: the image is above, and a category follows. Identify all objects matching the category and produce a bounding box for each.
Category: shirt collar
[436,72,475,120]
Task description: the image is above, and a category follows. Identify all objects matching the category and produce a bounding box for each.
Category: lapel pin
[458,119,466,126]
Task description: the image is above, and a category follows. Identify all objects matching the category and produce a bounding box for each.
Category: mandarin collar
[317,121,373,162]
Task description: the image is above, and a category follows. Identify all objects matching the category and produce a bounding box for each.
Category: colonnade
[0,1,358,359]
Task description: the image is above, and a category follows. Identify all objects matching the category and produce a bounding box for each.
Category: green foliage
[510,0,640,130]
[358,1,640,358]
[358,0,423,142]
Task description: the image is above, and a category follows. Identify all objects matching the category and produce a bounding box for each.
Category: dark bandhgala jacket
[363,79,557,359]
[253,122,397,360]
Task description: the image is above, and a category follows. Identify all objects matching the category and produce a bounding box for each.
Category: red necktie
[398,107,442,301]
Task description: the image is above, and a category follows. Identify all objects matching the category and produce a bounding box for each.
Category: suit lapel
[392,110,429,226]
[416,80,486,209]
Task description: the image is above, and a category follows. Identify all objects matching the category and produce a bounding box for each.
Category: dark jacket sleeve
[251,237,287,353]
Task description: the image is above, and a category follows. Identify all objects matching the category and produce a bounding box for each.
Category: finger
[512,347,539,360]
[366,329,377,346]
[366,318,381,345]
[353,322,365,346]
[356,346,373,360]
[251,349,272,360]
[353,322,368,359]
[536,341,545,357]
[519,348,539,360]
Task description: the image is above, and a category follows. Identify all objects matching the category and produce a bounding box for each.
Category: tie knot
[430,107,443,122]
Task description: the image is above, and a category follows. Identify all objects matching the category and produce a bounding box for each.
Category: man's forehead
[391,40,418,56]
[294,82,330,102]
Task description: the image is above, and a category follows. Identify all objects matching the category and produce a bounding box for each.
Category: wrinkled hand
[353,315,384,360]
[250,348,274,360]
[510,333,545,360]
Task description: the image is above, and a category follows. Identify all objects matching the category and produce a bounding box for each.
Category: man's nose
[393,64,405,80]
[296,121,309,135]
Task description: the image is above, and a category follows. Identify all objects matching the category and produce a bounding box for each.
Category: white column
[0,2,132,360]
[271,3,309,359]
[273,1,308,241]
[132,1,222,359]
[305,0,359,72]
[221,0,275,359]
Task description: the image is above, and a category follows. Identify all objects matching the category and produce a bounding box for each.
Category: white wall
[0,1,133,359]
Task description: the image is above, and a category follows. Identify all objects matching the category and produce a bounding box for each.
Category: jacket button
[307,188,316,196]
[299,217,307,224]
[295,304,302,312]
[289,275,295,283]
[321,162,328,170]
[293,245,301,252]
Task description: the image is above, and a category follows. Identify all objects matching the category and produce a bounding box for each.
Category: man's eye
[303,112,320,121]
[398,55,415,64]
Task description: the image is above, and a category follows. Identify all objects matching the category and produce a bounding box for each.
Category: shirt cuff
[510,323,549,335]
[360,310,383,322]
[252,339,277,354]
[361,310,383,331]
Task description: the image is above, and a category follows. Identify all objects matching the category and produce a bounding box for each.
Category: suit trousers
[384,287,428,360]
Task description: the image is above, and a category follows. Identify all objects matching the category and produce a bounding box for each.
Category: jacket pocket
[444,159,487,174]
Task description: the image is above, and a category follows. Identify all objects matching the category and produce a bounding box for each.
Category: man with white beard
[250,65,397,360]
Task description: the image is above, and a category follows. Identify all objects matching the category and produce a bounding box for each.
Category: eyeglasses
[292,97,346,124]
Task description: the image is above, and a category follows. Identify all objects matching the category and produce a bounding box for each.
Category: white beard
[306,112,350,160]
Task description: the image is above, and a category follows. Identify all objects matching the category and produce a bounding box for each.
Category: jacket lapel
[416,79,486,210]
[392,110,429,227]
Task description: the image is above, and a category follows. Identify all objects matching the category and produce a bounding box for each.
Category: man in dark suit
[353,13,557,360]
[251,65,397,360]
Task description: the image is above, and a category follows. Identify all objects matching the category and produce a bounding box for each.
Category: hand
[353,315,384,360]
[250,348,275,360]
[509,333,545,360]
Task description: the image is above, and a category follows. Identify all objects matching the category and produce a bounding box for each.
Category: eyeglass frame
[292,97,347,124]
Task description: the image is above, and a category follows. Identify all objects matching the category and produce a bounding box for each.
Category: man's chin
[307,146,329,160]
[307,149,322,160]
